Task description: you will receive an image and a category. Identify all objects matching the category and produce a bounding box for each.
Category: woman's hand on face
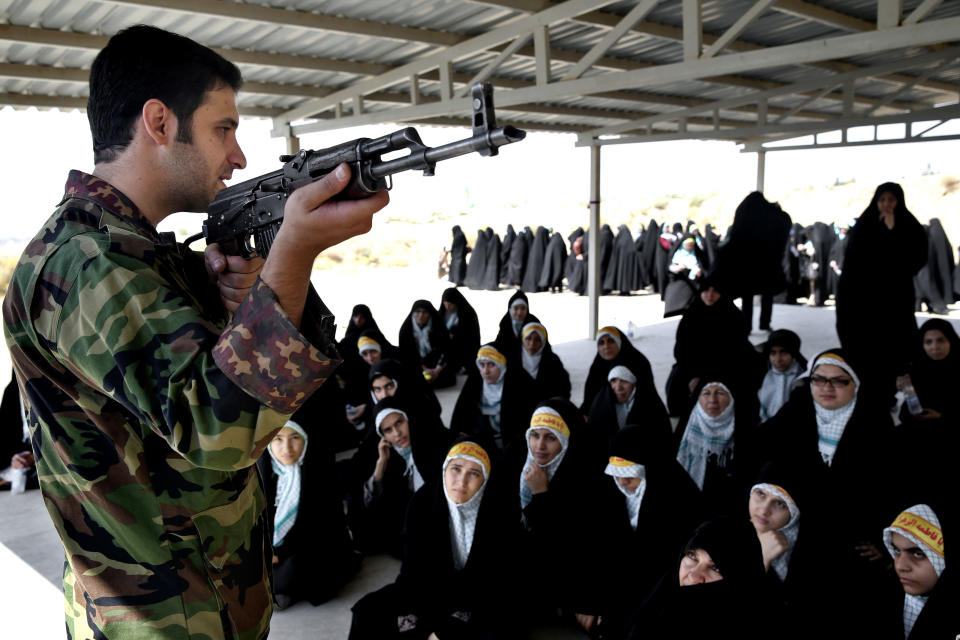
[373,438,391,482]
[758,529,789,571]
[525,463,549,494]
[688,377,701,394]
[879,210,895,230]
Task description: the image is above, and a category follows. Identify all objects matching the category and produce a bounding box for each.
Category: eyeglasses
[810,375,852,389]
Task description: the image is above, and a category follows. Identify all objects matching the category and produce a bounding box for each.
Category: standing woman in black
[448,225,469,286]
[837,182,927,406]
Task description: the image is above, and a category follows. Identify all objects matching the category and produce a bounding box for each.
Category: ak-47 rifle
[186,83,525,259]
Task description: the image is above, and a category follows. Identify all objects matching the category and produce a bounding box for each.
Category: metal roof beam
[278,0,620,123]
[702,0,778,59]
[475,0,957,96]
[904,0,943,25]
[289,18,960,135]
[587,103,960,145]
[580,44,960,139]
[103,0,462,46]
[562,0,662,80]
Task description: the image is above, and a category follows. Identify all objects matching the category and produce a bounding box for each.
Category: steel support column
[756,149,766,192]
[587,145,601,339]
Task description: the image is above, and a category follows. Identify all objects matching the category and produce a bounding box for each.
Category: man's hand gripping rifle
[187,83,525,259]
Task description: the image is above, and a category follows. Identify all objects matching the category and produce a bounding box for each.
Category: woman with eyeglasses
[754,348,898,635]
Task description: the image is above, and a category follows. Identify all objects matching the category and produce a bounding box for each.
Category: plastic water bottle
[903,384,923,415]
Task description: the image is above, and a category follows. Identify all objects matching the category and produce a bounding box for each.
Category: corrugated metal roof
[0,0,955,144]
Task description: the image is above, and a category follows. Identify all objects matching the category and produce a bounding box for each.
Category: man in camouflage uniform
[1,26,387,639]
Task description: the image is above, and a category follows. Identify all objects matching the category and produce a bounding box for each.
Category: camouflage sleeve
[38,233,338,471]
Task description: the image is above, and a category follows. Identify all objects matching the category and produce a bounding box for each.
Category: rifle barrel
[370,125,525,179]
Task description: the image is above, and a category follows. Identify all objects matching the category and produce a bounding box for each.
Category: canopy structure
[1,0,956,335]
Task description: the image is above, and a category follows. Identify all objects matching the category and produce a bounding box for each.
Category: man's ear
[140,99,177,146]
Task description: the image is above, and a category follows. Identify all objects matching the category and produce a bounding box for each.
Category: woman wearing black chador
[836,182,927,405]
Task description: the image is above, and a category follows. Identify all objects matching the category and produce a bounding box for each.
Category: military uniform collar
[63,170,166,244]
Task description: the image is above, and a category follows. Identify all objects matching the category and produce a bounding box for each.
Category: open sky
[0,106,956,250]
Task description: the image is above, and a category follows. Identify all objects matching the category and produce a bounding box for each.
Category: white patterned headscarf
[411,312,433,358]
[521,323,547,379]
[809,353,860,466]
[751,483,800,581]
[519,407,570,509]
[375,407,424,492]
[605,456,647,532]
[676,382,736,490]
[442,441,492,571]
[267,421,308,547]
[758,359,802,422]
[883,504,945,638]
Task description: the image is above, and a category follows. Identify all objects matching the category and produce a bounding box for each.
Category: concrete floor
[2,286,957,639]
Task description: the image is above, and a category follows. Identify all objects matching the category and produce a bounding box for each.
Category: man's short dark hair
[88,25,243,164]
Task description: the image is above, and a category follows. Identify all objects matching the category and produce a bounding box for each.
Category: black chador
[505,225,531,286]
[450,346,537,449]
[439,287,481,376]
[639,219,660,290]
[605,224,643,295]
[499,224,516,284]
[345,397,453,557]
[565,227,586,295]
[463,227,489,290]
[587,364,671,452]
[580,325,657,417]
[448,225,469,286]
[515,322,571,403]
[337,303,384,358]
[521,225,550,292]
[588,425,705,638]
[480,227,502,291]
[348,437,520,640]
[538,231,567,292]
[493,289,541,361]
[397,299,456,388]
[914,218,954,314]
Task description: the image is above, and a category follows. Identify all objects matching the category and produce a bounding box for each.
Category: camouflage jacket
[2,171,340,640]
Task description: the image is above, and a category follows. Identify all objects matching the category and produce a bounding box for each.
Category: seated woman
[439,287,481,375]
[757,349,897,628]
[340,330,402,431]
[493,290,541,361]
[348,437,520,640]
[667,278,764,418]
[337,304,384,358]
[662,235,706,317]
[881,503,953,639]
[505,399,607,632]
[518,321,571,403]
[587,364,671,453]
[398,299,456,388]
[450,344,536,450]
[899,319,959,437]
[675,379,757,516]
[587,425,704,638]
[580,325,657,417]
[758,329,807,422]
[346,397,452,557]
[365,358,442,430]
[624,517,770,640]
[257,420,360,609]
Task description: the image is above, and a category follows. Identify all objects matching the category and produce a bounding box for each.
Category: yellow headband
[597,326,622,341]
[530,411,570,437]
[890,511,944,558]
[446,441,491,475]
[357,336,381,352]
[609,456,639,467]
[817,352,846,365]
[522,323,547,342]
[765,484,796,507]
[477,346,506,366]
